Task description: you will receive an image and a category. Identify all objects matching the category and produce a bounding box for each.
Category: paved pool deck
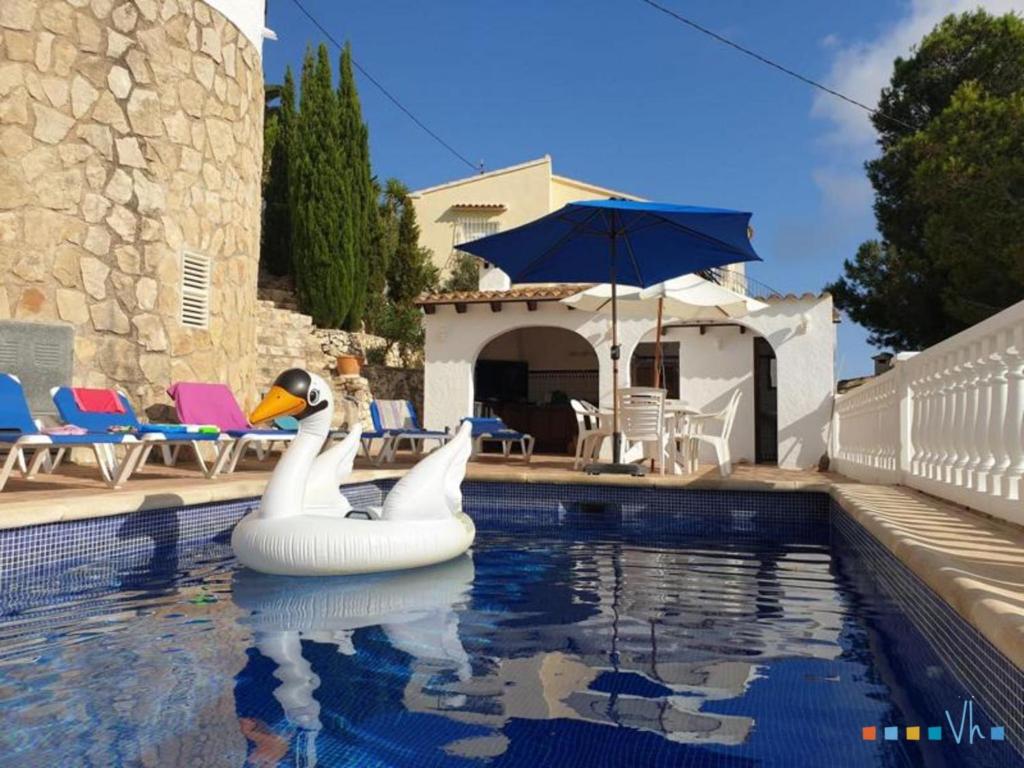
[0,453,1021,671]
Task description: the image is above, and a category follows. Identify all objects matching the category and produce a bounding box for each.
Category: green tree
[290,44,349,327]
[826,10,1024,349]
[336,43,375,330]
[261,68,295,277]
[363,177,391,328]
[442,252,480,292]
[384,180,438,303]
[363,179,436,361]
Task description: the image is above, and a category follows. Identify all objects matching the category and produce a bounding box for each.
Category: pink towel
[166,382,251,431]
[71,387,126,414]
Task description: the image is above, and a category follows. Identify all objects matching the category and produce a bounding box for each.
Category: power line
[636,0,914,131]
[288,0,481,171]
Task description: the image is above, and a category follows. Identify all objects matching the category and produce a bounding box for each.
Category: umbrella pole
[584,215,643,476]
[653,297,663,390]
[611,274,620,464]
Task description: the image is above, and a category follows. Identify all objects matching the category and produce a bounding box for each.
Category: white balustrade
[832,299,1024,526]
[831,367,900,484]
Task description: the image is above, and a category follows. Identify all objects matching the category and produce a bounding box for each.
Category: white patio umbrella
[562,273,768,387]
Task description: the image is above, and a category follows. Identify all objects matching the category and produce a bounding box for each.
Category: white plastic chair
[617,387,667,474]
[570,399,611,469]
[679,390,741,476]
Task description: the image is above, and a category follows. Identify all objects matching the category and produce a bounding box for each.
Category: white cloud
[812,167,873,215]
[813,0,1024,148]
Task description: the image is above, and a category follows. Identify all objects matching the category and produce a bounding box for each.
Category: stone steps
[256,287,300,311]
[254,298,327,392]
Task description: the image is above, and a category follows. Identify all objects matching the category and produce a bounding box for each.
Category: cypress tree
[337,42,374,330]
[261,67,294,276]
[386,180,438,303]
[290,44,349,326]
[364,177,391,331]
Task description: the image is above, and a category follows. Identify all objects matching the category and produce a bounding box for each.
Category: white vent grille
[180,252,211,329]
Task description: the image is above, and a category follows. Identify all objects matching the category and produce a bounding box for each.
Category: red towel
[72,387,126,414]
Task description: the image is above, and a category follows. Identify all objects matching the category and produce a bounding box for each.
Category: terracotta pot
[336,354,361,376]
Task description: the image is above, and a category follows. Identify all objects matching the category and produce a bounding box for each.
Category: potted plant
[336,354,362,376]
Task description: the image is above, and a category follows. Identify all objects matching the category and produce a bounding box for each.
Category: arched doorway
[627,323,779,465]
[474,327,599,455]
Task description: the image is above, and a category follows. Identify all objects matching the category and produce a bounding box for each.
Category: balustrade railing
[831,367,901,483]
[831,299,1024,525]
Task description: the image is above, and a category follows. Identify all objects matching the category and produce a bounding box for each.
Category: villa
[0,1,1022,767]
[410,157,835,469]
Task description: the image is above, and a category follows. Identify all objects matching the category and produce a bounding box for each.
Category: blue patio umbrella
[455,198,762,474]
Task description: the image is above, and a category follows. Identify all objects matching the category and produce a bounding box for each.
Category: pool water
[0,490,1016,767]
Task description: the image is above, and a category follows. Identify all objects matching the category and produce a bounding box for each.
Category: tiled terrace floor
[0,450,1021,672]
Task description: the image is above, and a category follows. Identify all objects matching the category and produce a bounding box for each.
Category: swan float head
[250,368,333,437]
[248,369,349,521]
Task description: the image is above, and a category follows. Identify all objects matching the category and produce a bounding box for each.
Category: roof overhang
[416,284,592,314]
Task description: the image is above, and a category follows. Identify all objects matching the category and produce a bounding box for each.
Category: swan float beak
[250,385,306,424]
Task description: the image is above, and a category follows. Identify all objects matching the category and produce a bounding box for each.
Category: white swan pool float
[231,368,475,575]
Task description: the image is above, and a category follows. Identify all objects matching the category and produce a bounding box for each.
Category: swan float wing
[382,422,473,521]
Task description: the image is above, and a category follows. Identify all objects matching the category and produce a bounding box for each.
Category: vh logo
[862,698,1006,744]
[945,699,1002,745]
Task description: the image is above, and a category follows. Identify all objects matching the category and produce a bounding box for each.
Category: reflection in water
[229,521,855,765]
[406,539,842,757]
[232,556,475,765]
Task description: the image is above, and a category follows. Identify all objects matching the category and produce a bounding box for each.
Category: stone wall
[363,364,424,421]
[0,0,263,416]
[315,328,404,368]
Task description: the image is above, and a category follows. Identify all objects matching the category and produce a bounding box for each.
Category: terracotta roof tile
[416,284,592,306]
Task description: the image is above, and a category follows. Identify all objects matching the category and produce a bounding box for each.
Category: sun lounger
[167,382,296,472]
[51,387,234,478]
[0,374,145,491]
[366,400,450,464]
[462,417,534,462]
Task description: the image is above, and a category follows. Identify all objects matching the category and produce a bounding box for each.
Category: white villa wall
[662,326,757,464]
[423,294,835,469]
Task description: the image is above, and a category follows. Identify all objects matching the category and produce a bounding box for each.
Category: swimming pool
[0,483,1019,767]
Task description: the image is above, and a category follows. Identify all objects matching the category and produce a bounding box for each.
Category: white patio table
[597,399,695,474]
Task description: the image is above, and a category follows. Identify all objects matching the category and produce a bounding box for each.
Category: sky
[262,0,1024,379]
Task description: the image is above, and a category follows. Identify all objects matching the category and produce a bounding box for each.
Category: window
[455,217,499,246]
[179,251,211,329]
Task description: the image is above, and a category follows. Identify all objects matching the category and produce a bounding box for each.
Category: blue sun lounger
[51,387,235,478]
[0,374,144,491]
[366,400,451,464]
[461,417,534,462]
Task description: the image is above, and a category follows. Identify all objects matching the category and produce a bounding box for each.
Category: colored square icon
[928,726,942,741]
[906,727,920,741]
[884,726,899,741]
[990,727,1005,741]
[862,726,876,741]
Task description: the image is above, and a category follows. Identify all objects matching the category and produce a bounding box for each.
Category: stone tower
[0,0,265,415]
